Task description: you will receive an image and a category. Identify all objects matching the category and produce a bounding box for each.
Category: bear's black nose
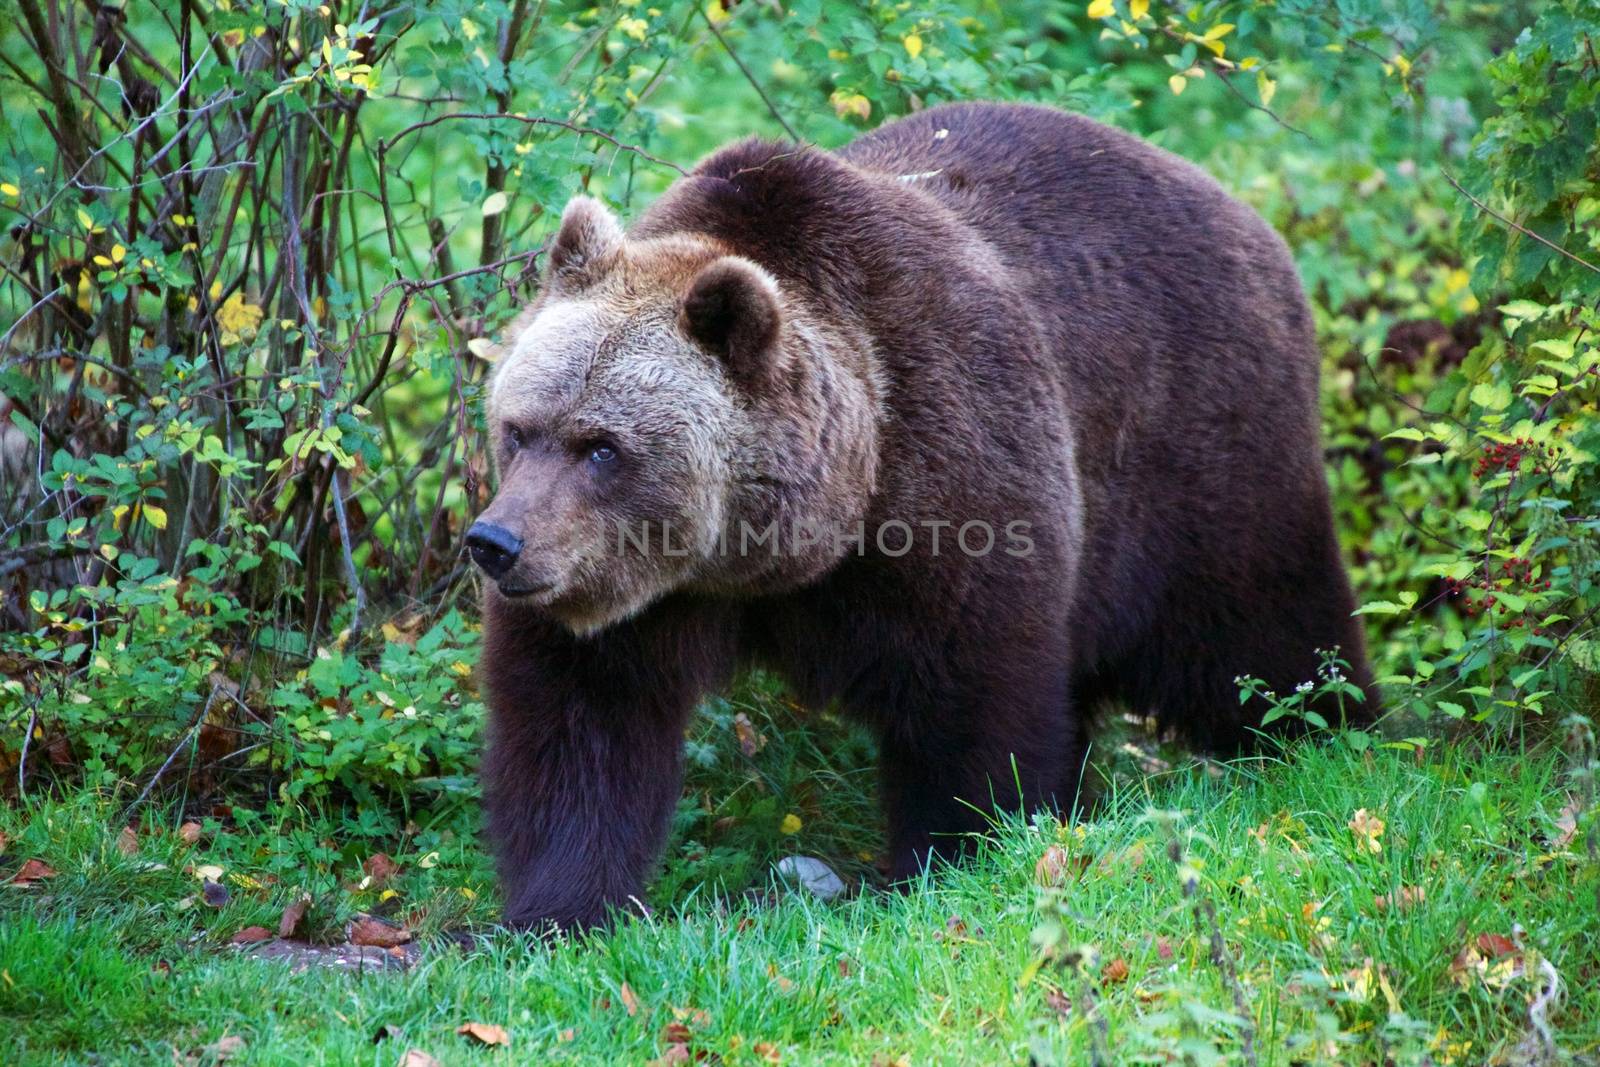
[466,521,523,580]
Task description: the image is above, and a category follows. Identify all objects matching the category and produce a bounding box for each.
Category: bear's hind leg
[1132,521,1376,754]
[875,661,1081,880]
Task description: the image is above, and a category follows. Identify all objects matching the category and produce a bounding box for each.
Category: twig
[1443,168,1600,277]
[1212,64,1309,140]
[698,7,800,142]
[122,686,220,820]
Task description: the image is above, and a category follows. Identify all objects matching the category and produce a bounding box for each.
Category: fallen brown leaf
[661,1021,693,1045]
[732,712,766,757]
[754,1041,781,1063]
[1155,936,1174,961]
[0,830,9,853]
[204,1035,245,1061]
[8,858,57,885]
[1101,957,1131,984]
[363,853,400,886]
[620,981,640,1016]
[178,821,203,845]
[1552,797,1581,849]
[230,926,272,944]
[116,827,139,857]
[1373,885,1426,913]
[650,1047,691,1066]
[279,894,310,938]
[349,914,411,948]
[1044,987,1071,1017]
[397,1051,441,1067]
[1035,844,1071,886]
[1476,932,1517,959]
[557,1028,575,1043]
[1097,842,1146,875]
[455,1022,509,1047]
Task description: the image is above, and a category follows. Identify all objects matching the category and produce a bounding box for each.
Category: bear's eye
[588,442,618,465]
[505,426,527,450]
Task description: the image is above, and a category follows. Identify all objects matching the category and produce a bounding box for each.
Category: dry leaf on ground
[279,894,310,938]
[230,926,273,944]
[349,914,411,948]
[8,859,57,885]
[363,853,400,886]
[455,1022,509,1047]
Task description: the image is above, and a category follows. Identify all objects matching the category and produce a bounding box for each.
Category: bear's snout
[465,521,524,580]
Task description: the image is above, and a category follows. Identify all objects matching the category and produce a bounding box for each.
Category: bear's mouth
[496,579,555,599]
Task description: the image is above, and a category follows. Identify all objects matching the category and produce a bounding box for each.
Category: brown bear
[471,101,1374,930]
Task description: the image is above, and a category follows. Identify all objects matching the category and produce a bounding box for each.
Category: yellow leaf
[99,544,119,561]
[780,813,802,834]
[76,208,94,231]
[1168,73,1187,95]
[1256,70,1276,107]
[0,182,18,197]
[1202,22,1234,40]
[94,255,113,267]
[1086,0,1114,18]
[705,0,729,24]
[618,16,648,41]
[1348,808,1385,854]
[829,90,871,122]
[481,191,509,217]
[418,851,440,869]
[216,293,263,341]
[141,504,168,531]
[903,33,923,59]
[1129,0,1148,18]
[111,244,126,263]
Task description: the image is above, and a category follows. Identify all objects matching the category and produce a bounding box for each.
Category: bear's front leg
[478,601,734,930]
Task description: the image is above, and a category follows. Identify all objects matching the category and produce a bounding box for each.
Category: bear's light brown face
[475,196,854,635]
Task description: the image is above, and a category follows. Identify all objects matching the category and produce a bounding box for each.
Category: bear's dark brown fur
[476,102,1374,929]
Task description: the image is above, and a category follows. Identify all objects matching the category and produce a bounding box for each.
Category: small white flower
[1296,681,1315,694]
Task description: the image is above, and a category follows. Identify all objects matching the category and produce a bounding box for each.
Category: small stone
[775,856,846,901]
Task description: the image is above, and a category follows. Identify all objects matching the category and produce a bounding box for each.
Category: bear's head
[473,196,880,634]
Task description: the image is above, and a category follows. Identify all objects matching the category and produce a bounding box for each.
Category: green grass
[2,739,1596,1066]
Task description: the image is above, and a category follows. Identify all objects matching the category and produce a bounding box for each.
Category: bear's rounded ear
[546,196,623,290]
[680,256,782,387]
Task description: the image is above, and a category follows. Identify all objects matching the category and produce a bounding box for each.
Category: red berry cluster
[1444,555,1551,633]
[1473,437,1559,480]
